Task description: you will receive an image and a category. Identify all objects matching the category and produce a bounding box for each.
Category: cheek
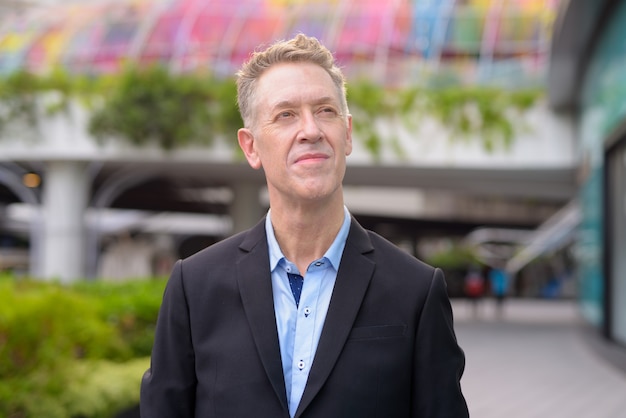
[257,142,286,169]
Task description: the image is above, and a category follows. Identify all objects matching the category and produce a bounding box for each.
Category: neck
[270,198,345,275]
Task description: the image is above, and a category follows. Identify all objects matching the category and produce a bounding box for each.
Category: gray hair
[236,34,348,129]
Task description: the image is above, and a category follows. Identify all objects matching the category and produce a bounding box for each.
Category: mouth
[294,153,329,164]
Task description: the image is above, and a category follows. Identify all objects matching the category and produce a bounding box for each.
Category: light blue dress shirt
[265,207,351,417]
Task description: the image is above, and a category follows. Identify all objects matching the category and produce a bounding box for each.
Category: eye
[275,110,294,121]
[317,107,338,118]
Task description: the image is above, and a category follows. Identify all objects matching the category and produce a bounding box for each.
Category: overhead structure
[0,0,560,87]
[0,0,569,282]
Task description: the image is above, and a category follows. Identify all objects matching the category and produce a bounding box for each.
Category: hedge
[0,276,167,417]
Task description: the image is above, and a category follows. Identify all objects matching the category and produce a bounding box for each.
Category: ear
[345,114,353,156]
[237,128,262,169]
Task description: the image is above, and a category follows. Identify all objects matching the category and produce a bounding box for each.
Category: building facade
[549,0,626,346]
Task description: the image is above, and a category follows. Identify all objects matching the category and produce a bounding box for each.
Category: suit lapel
[236,220,289,413]
[295,219,375,417]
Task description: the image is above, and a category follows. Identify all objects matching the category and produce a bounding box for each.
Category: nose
[297,110,323,142]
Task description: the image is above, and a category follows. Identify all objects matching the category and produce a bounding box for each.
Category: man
[140,34,468,418]
[489,262,510,318]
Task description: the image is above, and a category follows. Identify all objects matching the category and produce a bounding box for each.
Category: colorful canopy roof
[0,0,561,86]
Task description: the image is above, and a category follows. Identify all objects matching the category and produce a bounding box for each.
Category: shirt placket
[289,260,327,414]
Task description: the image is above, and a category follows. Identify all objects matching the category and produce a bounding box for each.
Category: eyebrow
[270,96,338,111]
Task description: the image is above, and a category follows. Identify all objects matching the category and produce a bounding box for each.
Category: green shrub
[0,280,129,378]
[71,279,167,357]
[0,357,150,418]
[0,276,167,417]
[424,244,481,270]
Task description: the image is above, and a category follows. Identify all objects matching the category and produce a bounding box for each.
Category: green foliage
[0,358,149,418]
[60,358,148,418]
[0,67,540,156]
[0,276,167,417]
[71,279,167,357]
[424,244,482,270]
[348,81,542,156]
[423,86,540,151]
[0,280,128,378]
[0,71,40,135]
[88,65,241,149]
[348,79,393,158]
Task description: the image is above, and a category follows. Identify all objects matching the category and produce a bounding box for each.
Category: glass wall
[579,0,626,336]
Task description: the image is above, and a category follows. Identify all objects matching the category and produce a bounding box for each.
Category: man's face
[238,62,353,206]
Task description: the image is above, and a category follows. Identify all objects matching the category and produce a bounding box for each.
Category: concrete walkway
[452,299,626,418]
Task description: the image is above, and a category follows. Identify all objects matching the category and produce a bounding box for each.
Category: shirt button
[298,360,305,370]
[314,261,323,266]
[303,307,312,317]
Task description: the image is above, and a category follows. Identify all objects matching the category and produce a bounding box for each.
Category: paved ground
[452,299,626,418]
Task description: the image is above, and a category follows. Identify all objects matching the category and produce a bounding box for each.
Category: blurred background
[0,0,625,417]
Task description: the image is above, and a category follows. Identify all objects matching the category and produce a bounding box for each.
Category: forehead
[256,62,341,108]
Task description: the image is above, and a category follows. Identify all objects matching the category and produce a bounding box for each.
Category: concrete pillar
[230,182,264,234]
[42,161,90,282]
[0,164,43,277]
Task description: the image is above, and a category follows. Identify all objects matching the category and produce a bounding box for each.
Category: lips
[294,152,329,164]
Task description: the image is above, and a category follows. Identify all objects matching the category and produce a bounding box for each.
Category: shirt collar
[266,206,351,272]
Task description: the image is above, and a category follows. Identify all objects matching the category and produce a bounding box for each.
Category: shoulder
[346,222,448,314]
[174,219,267,279]
[163,220,268,300]
[347,218,437,278]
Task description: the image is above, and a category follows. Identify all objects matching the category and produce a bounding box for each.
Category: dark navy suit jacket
[140,218,468,417]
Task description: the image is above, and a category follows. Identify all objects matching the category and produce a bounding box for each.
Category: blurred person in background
[489,262,510,317]
[140,34,468,418]
[463,264,486,318]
